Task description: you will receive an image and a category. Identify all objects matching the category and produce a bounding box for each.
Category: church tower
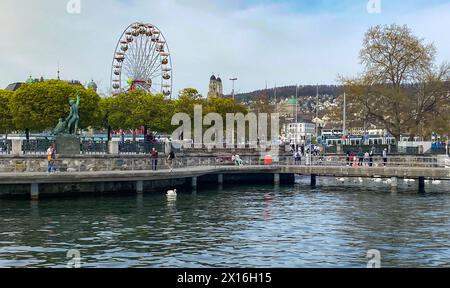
[216,76,223,96]
[207,74,224,98]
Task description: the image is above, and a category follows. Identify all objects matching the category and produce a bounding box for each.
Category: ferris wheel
[110,22,172,97]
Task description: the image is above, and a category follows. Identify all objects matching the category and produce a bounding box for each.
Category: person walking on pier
[167,150,175,172]
[294,150,302,165]
[47,144,56,173]
[151,148,158,171]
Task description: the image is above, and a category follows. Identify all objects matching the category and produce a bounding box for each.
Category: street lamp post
[315,84,319,140]
[230,77,238,99]
[295,84,298,123]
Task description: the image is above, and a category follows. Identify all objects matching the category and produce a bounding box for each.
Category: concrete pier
[418,177,425,193]
[136,180,143,194]
[391,177,398,187]
[0,165,446,198]
[30,183,39,200]
[192,176,198,189]
[311,174,317,187]
[274,173,280,185]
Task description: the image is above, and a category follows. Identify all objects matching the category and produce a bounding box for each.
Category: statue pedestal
[55,135,81,155]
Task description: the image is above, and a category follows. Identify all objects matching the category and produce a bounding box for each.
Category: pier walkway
[1,158,449,199]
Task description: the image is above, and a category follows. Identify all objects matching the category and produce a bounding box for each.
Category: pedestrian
[364,151,370,167]
[358,150,364,166]
[369,149,374,167]
[294,150,302,165]
[235,154,244,166]
[346,150,351,166]
[51,144,57,172]
[46,145,55,173]
[382,148,388,167]
[301,144,305,156]
[151,148,158,171]
[167,150,175,172]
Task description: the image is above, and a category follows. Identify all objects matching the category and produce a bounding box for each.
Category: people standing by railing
[364,151,370,167]
[346,150,351,166]
[382,148,388,166]
[151,148,158,171]
[358,150,364,166]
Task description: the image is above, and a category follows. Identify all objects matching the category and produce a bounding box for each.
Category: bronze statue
[52,118,68,135]
[52,93,80,136]
[67,93,80,134]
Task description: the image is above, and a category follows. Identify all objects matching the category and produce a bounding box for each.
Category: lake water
[0,177,449,268]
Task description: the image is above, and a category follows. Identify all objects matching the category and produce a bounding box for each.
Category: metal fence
[119,141,165,155]
[22,139,55,155]
[342,145,397,155]
[81,140,108,155]
[0,139,12,155]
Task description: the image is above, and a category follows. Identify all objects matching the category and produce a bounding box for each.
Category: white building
[285,122,316,144]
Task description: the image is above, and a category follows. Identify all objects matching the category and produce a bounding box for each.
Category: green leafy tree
[102,90,175,133]
[0,90,15,134]
[175,88,207,116]
[205,96,247,117]
[10,80,101,132]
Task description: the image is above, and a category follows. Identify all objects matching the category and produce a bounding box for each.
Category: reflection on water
[0,177,449,268]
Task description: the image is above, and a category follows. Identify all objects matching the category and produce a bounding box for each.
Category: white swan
[432,180,442,185]
[374,178,382,183]
[166,189,177,196]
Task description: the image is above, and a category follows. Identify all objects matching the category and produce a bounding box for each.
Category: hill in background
[234,85,344,102]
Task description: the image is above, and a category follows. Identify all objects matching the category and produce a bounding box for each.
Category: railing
[342,145,397,155]
[119,141,165,155]
[0,139,12,155]
[276,155,443,168]
[22,139,55,155]
[81,140,108,155]
[0,154,448,173]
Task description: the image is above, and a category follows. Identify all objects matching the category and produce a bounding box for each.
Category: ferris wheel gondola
[110,22,173,98]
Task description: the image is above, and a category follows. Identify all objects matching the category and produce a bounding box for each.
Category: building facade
[285,122,316,144]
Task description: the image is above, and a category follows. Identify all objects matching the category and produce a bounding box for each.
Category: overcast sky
[0,0,449,97]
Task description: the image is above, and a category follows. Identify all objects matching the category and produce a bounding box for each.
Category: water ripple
[0,180,449,267]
